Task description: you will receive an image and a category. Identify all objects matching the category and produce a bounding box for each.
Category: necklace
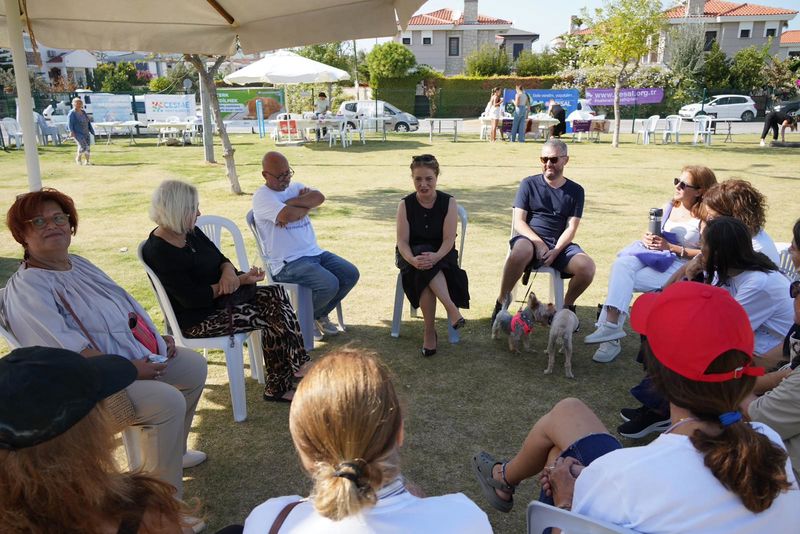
[25,255,72,271]
[663,416,698,435]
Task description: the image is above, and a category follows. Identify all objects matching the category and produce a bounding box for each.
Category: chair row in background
[634,114,740,146]
[2,113,65,148]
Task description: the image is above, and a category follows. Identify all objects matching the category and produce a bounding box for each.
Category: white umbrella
[224,50,350,85]
[0,0,426,190]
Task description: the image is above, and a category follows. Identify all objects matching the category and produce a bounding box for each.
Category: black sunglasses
[540,156,565,164]
[264,167,294,181]
[674,177,700,190]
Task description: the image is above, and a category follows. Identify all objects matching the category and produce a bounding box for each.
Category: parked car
[678,94,757,122]
[338,100,419,132]
[772,98,800,116]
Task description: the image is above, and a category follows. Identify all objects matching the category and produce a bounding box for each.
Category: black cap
[0,346,137,450]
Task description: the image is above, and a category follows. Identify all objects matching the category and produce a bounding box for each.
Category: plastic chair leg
[223,340,248,423]
[391,273,404,338]
[247,331,265,384]
[296,286,315,352]
[335,303,346,332]
[551,274,565,311]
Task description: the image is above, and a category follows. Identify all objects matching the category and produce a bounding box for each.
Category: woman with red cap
[472,281,799,531]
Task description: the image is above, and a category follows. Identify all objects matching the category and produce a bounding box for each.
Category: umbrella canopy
[0,0,426,190]
[224,50,350,85]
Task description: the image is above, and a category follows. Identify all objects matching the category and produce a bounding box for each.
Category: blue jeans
[510,112,528,142]
[273,251,359,320]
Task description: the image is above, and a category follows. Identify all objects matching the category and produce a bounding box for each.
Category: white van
[338,100,419,132]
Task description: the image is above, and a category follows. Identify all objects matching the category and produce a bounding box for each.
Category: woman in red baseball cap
[472,281,800,531]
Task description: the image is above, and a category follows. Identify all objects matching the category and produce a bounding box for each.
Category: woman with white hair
[67,97,94,165]
[142,180,308,403]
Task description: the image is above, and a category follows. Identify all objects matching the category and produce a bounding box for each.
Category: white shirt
[752,228,780,265]
[573,422,800,534]
[722,269,794,354]
[314,98,329,115]
[252,182,323,276]
[243,479,491,534]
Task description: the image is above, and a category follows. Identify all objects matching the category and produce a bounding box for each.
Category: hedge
[428,76,560,117]
[373,77,419,115]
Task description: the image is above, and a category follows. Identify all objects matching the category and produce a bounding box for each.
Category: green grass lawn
[1,132,799,532]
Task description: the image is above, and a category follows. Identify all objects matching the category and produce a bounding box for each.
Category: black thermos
[648,208,663,236]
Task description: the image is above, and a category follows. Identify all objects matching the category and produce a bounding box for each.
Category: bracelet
[680,246,685,258]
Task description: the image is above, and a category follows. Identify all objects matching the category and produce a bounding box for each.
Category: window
[728,97,746,104]
[344,103,357,112]
[423,37,432,45]
[401,31,412,46]
[448,37,460,56]
[422,30,432,46]
[790,51,800,58]
[738,22,752,39]
[513,43,524,60]
[703,31,717,52]
[765,28,776,38]
[764,22,778,38]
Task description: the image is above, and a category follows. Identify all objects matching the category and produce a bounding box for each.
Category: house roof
[499,28,539,38]
[408,8,511,26]
[781,30,800,44]
[664,1,797,19]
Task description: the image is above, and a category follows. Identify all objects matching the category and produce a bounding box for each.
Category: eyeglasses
[540,156,565,164]
[790,280,800,300]
[674,177,700,190]
[25,213,70,228]
[264,167,294,181]
[412,154,437,163]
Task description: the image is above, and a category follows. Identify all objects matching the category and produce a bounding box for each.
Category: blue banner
[503,88,580,132]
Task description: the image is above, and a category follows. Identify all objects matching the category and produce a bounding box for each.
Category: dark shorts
[509,235,584,277]
[538,433,623,506]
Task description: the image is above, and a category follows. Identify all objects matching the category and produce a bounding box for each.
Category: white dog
[544,308,580,378]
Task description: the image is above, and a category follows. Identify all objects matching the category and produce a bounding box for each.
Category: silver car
[339,100,419,132]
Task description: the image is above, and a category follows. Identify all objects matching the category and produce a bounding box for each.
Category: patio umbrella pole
[4,0,42,190]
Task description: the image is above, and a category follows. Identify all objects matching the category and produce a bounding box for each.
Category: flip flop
[472,451,515,513]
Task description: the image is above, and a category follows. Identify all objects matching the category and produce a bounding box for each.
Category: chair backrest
[246,209,282,283]
[0,287,22,349]
[695,115,712,132]
[665,115,681,132]
[527,501,639,534]
[2,117,20,134]
[196,215,250,271]
[776,242,799,281]
[136,242,187,343]
[646,115,660,132]
[279,120,298,135]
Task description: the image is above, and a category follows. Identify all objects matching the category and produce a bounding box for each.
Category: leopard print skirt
[183,285,309,397]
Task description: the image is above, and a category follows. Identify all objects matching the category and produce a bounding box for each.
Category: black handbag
[214,283,257,309]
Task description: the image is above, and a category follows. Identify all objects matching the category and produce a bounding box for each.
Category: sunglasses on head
[26,213,70,228]
[674,177,700,190]
[540,156,565,164]
[412,154,437,163]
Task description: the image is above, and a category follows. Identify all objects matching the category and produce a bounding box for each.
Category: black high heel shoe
[421,332,438,357]
[451,317,466,330]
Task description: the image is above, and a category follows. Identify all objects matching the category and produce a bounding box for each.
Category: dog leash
[516,270,538,313]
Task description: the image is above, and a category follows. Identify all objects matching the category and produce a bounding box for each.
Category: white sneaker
[315,316,339,336]
[184,515,207,533]
[760,139,766,146]
[584,322,626,344]
[75,156,82,165]
[592,340,621,363]
[313,326,324,342]
[182,449,207,469]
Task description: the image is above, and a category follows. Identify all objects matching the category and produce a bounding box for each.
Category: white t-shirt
[252,182,323,276]
[722,269,794,354]
[573,422,800,533]
[243,487,491,534]
[752,228,780,265]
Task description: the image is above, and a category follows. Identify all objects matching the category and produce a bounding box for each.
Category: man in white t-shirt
[253,151,359,336]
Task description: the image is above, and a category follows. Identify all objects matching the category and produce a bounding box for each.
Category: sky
[356,0,800,51]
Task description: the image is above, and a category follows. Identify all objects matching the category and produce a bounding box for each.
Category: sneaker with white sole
[182,449,207,469]
[592,339,621,362]
[584,322,626,344]
[315,316,339,336]
[617,408,671,439]
[619,405,648,422]
[759,139,766,147]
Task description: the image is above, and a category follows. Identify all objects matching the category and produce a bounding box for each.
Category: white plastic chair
[246,210,345,352]
[2,117,23,148]
[137,239,260,423]
[0,288,20,350]
[527,501,639,534]
[328,120,350,148]
[635,115,660,145]
[34,112,62,145]
[776,242,799,281]
[693,115,713,146]
[508,209,565,310]
[662,114,681,144]
[479,114,492,140]
[391,205,467,340]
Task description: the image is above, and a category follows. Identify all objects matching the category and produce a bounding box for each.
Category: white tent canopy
[0,0,425,190]
[224,50,350,85]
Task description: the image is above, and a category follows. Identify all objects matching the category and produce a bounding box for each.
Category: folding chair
[246,210,345,352]
[527,501,639,534]
[391,205,467,341]
[508,209,566,310]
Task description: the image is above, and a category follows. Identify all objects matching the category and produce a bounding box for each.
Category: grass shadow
[0,257,21,286]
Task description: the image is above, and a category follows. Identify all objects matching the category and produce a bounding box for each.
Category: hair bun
[333,458,366,483]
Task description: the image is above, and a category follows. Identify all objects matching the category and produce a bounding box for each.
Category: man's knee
[507,240,534,268]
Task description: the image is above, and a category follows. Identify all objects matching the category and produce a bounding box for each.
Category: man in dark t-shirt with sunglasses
[491,139,595,326]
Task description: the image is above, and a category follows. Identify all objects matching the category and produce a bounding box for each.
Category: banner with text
[89,94,134,122]
[216,88,286,121]
[144,94,195,121]
[586,87,664,106]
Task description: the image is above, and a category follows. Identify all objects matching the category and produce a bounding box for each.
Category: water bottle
[648,208,663,236]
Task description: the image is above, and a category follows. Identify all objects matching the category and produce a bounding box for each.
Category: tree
[464,45,511,76]
[554,33,593,69]
[666,23,704,89]
[296,42,352,73]
[101,71,131,92]
[366,42,416,83]
[148,76,174,93]
[583,0,666,147]
[702,41,731,91]
[762,56,798,101]
[184,54,242,194]
[356,49,370,85]
[730,44,770,94]
[515,50,559,76]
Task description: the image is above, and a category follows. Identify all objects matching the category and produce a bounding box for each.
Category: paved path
[451,118,766,136]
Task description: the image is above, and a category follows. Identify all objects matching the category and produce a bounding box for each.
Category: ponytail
[310,458,382,521]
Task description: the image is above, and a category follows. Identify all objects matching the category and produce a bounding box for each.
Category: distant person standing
[760,110,797,146]
[548,98,566,138]
[67,97,94,165]
[487,87,503,142]
[510,85,530,143]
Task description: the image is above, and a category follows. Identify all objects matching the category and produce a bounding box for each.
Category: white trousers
[122,347,207,499]
[599,255,685,327]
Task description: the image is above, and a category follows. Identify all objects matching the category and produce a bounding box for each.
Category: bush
[367,42,416,82]
[149,76,174,93]
[514,50,559,76]
[100,71,132,92]
[464,46,511,76]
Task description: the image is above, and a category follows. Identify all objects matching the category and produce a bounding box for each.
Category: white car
[678,95,757,122]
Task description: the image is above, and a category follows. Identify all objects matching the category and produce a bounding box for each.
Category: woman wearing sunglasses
[584,165,717,363]
[396,155,468,357]
[2,188,208,506]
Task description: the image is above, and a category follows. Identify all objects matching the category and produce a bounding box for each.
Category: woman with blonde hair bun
[243,349,491,533]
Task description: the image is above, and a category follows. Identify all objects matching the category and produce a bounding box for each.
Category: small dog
[544,308,580,379]
[492,292,555,353]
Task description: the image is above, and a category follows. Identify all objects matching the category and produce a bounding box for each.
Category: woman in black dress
[396,155,469,356]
